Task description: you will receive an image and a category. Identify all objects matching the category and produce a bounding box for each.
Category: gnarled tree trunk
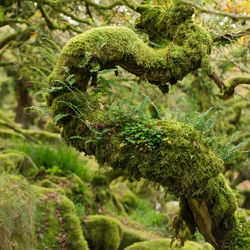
[46,1,249,249]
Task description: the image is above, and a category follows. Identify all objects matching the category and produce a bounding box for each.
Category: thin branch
[224,55,250,74]
[84,0,122,10]
[56,7,93,26]
[222,77,250,100]
[0,61,16,67]
[180,0,250,20]
[0,32,18,49]
[0,18,30,27]
[42,0,122,10]
[213,27,250,43]
[0,122,38,143]
[37,3,58,29]
[208,72,225,91]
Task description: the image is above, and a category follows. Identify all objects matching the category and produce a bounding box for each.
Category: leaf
[50,86,63,92]
[54,114,69,124]
[85,139,95,145]
[89,64,100,72]
[34,89,51,96]
[70,136,85,140]
[0,8,3,22]
[66,74,75,86]
[98,68,117,75]
[63,66,70,73]
[41,37,61,52]
[78,51,92,68]
[29,66,47,78]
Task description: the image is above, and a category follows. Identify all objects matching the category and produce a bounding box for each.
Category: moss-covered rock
[111,182,138,212]
[0,150,38,177]
[83,215,122,250]
[0,173,89,250]
[33,185,89,249]
[125,238,212,250]
[119,226,152,250]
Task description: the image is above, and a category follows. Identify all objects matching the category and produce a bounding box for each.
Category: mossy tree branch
[222,77,250,100]
[46,2,250,249]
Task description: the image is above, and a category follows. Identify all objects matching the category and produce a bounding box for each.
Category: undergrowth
[129,197,170,236]
[0,174,36,250]
[14,143,93,182]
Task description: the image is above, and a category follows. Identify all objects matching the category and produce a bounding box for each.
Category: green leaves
[98,68,117,75]
[66,74,75,86]
[122,120,166,151]
[78,51,92,68]
[54,114,69,124]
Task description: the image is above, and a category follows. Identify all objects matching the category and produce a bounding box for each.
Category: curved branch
[208,72,225,91]
[38,3,58,29]
[213,27,250,43]
[0,32,19,49]
[222,77,250,100]
[84,0,122,10]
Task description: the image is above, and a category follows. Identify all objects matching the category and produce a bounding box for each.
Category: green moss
[47,2,212,97]
[48,90,223,199]
[0,150,38,177]
[223,214,250,249]
[48,174,93,205]
[24,130,61,144]
[59,195,89,249]
[125,238,210,249]
[45,0,246,248]
[111,182,138,212]
[119,226,152,250]
[83,215,122,250]
[0,128,24,140]
[45,120,61,133]
[33,185,89,249]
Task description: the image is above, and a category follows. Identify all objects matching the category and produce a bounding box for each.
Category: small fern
[218,132,247,164]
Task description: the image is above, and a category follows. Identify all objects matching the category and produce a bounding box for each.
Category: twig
[168,31,178,64]
[208,72,225,91]
[180,0,250,20]
[0,122,38,143]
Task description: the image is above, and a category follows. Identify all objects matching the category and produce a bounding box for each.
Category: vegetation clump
[0,174,36,250]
